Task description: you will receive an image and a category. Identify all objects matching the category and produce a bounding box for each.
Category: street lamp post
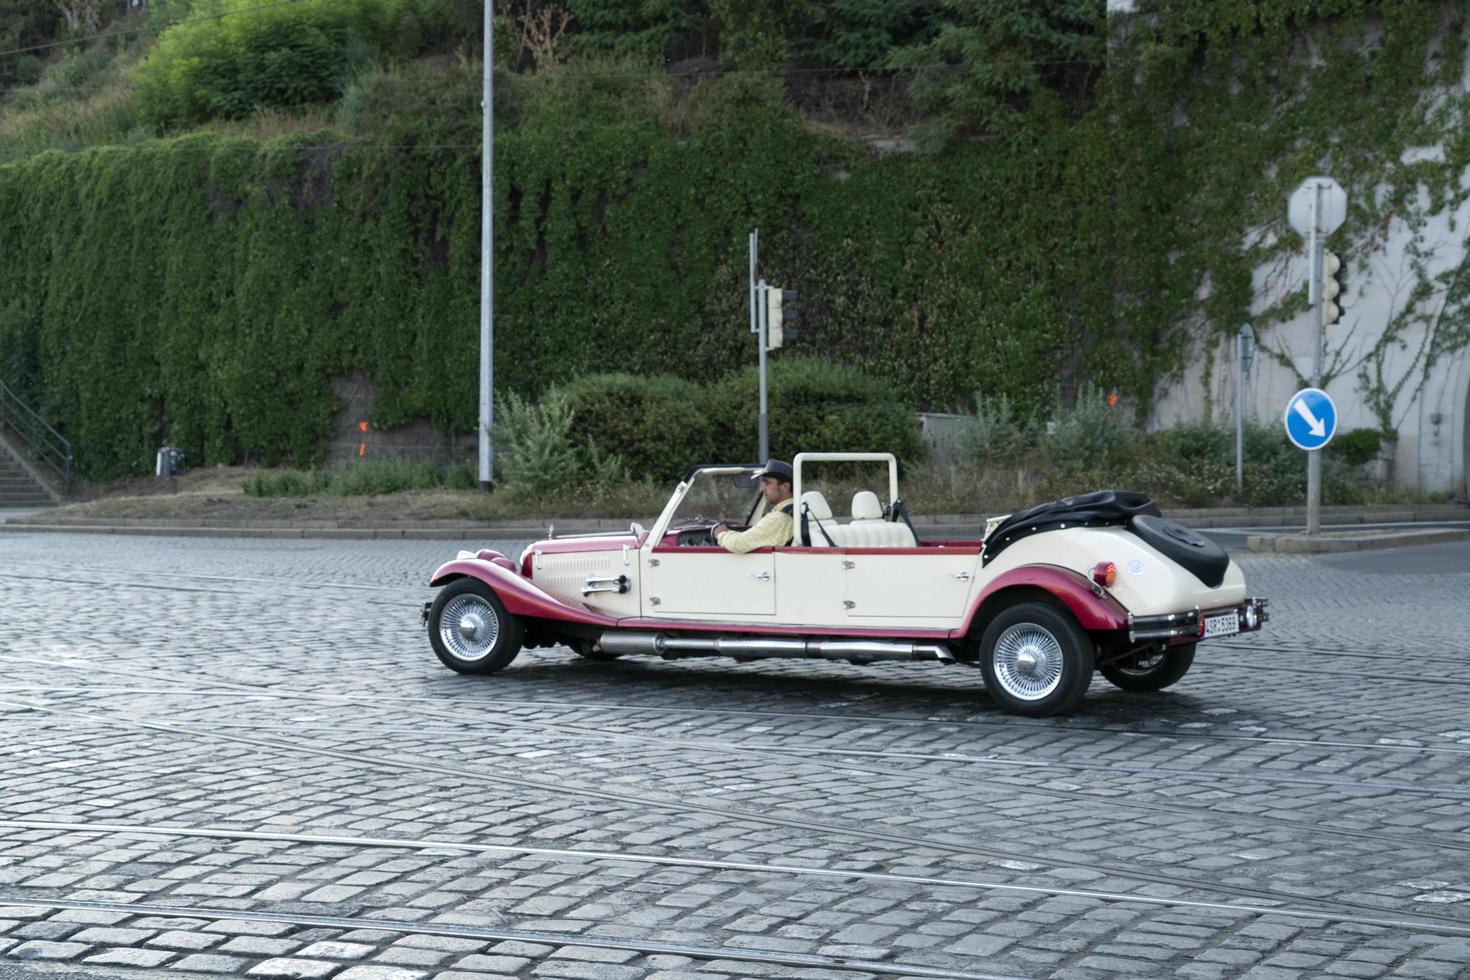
[478,0,495,491]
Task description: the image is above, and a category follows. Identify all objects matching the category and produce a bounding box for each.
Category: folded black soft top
[981,490,1161,566]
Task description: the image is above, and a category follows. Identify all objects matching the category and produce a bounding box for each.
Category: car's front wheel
[1100,643,1196,692]
[979,602,1095,716]
[427,579,524,674]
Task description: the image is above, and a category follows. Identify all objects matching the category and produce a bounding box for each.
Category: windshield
[669,467,764,527]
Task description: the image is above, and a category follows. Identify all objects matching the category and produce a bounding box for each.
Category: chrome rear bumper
[1128,596,1269,644]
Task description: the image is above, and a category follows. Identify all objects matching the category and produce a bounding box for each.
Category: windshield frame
[649,463,764,542]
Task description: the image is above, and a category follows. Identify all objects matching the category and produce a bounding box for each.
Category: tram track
[1198,657,1470,687]
[8,652,1470,759]
[1216,640,1470,670]
[0,895,1020,980]
[12,684,1470,854]
[0,562,419,594]
[9,676,1470,813]
[3,818,1468,938]
[3,691,1468,935]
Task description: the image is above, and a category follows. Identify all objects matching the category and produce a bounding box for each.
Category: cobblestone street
[0,532,1467,979]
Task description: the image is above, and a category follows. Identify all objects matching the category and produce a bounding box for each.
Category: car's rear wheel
[979,601,1095,716]
[1100,643,1196,692]
[427,579,524,674]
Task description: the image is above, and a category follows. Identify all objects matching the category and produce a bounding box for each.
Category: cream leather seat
[835,490,917,548]
[798,490,839,546]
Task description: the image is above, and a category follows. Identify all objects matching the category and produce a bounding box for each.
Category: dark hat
[757,458,794,483]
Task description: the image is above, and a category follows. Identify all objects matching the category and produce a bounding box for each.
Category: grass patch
[242,458,477,497]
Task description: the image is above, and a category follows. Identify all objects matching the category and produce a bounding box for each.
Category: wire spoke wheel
[427,579,524,675]
[991,623,1065,701]
[979,601,1094,716]
[439,595,502,663]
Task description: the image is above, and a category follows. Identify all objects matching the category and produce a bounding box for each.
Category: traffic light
[766,287,799,350]
[1322,250,1346,325]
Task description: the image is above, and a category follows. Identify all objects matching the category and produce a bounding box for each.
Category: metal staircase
[0,380,69,507]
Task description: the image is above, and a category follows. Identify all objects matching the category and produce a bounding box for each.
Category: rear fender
[960,564,1129,638]
[429,558,620,628]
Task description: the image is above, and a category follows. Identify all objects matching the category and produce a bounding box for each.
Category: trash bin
[155,445,186,490]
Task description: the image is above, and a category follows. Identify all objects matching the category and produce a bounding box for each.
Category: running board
[595,631,956,665]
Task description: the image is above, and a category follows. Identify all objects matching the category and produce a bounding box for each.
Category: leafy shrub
[494,389,581,498]
[135,0,453,126]
[12,55,42,87]
[495,389,630,500]
[1044,382,1134,475]
[1332,427,1384,468]
[961,392,1037,467]
[559,373,715,483]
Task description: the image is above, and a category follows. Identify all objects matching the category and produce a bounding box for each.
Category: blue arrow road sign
[1284,387,1338,450]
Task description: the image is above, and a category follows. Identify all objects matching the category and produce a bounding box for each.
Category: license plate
[1203,611,1239,638]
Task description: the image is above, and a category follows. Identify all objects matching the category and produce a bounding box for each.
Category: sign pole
[1235,325,1252,491]
[757,277,769,464]
[1306,182,1324,535]
[750,231,768,463]
[1286,174,1345,513]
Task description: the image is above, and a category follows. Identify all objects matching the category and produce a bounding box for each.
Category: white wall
[1150,129,1470,500]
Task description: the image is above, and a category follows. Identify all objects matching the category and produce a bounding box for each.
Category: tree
[890,0,1106,147]
[0,1,61,90]
[54,0,103,36]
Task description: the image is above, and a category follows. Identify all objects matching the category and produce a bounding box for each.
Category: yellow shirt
[716,499,794,554]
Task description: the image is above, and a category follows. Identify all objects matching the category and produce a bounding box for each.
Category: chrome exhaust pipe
[594,631,953,663]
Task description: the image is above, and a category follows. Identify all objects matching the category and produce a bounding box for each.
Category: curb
[0,521,991,541]
[1,505,1464,542]
[1246,527,1470,553]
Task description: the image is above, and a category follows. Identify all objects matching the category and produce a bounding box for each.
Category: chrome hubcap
[439,595,500,662]
[992,623,1065,701]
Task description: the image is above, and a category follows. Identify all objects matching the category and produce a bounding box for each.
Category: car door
[843,550,979,620]
[642,546,777,617]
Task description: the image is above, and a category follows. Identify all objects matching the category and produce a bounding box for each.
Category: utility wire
[0,0,315,60]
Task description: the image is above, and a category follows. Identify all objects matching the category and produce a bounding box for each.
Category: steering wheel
[705,514,733,546]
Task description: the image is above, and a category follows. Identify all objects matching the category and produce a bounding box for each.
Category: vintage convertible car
[423,453,1268,716]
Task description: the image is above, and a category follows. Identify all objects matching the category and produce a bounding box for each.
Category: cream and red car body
[425,453,1267,715]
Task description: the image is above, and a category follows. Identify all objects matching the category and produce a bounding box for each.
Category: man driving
[711,459,794,553]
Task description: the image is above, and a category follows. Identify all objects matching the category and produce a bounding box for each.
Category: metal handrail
[0,379,72,493]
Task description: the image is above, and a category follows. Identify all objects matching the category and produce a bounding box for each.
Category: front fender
[429,559,619,627]
[959,564,1129,637]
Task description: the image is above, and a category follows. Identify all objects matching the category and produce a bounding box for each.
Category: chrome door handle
[752,571,771,581]
[952,571,971,582]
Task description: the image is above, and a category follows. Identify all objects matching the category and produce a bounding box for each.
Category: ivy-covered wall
[2,0,1468,484]
[0,82,1128,478]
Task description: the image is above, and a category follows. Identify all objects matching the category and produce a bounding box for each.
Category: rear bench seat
[797,489,915,548]
[835,490,916,547]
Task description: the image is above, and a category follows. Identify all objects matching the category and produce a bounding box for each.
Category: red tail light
[1092,561,1117,588]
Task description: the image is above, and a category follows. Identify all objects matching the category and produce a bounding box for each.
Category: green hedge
[554,359,924,484]
[560,373,716,482]
[0,94,1074,480]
